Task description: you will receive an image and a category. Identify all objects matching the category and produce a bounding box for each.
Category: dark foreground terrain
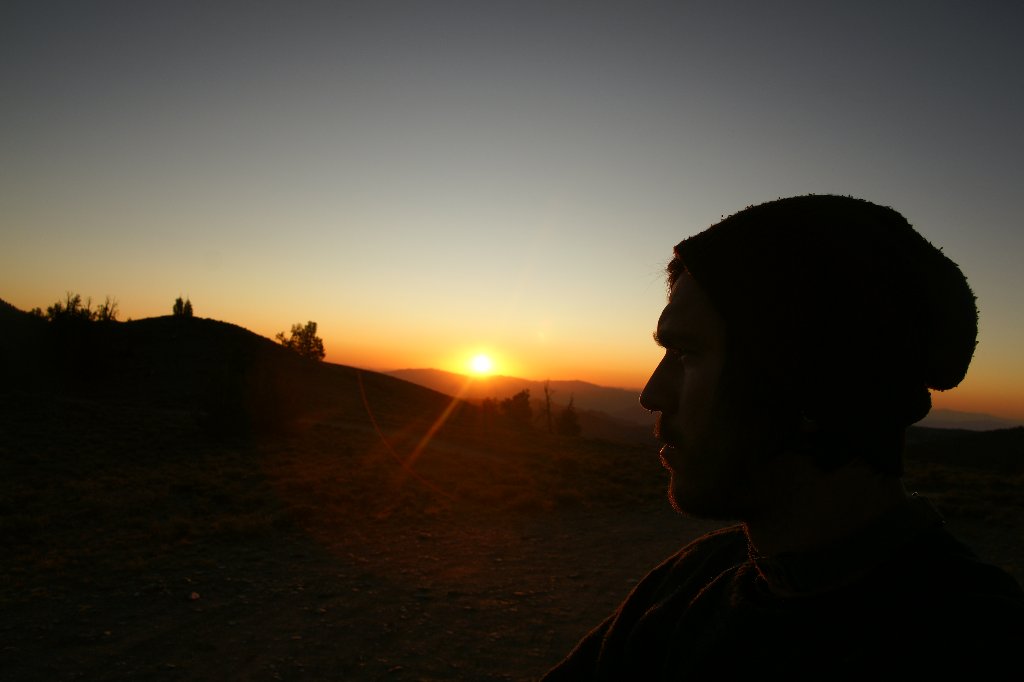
[4,389,1022,682]
[2,310,1022,681]
[0,387,723,682]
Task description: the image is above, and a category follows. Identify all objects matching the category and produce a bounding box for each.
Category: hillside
[0,303,471,440]
[1,303,686,680]
[1,301,1022,681]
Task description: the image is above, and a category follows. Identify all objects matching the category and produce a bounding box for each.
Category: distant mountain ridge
[916,408,1023,431]
[386,368,653,426]
[388,367,1022,432]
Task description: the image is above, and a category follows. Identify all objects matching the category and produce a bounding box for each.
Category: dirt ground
[2,489,717,681]
[2,391,1021,682]
[0,393,722,682]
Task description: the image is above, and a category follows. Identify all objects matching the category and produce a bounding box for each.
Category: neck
[742,455,910,557]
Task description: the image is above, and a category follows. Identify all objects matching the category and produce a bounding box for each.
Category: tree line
[480,383,581,437]
[30,292,120,323]
[29,291,327,361]
[30,292,195,323]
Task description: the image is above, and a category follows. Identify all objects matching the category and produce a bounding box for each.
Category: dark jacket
[541,497,1024,680]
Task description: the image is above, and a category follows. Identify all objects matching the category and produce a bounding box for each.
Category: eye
[668,347,692,363]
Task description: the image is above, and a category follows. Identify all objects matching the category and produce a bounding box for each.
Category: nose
[639,354,674,414]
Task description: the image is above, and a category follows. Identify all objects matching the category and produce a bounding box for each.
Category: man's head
[641,195,978,516]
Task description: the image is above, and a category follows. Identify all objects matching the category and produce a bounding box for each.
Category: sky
[3,1,1023,421]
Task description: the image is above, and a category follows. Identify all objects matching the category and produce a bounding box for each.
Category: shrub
[275,321,325,361]
[45,292,94,322]
[95,296,119,322]
[172,296,194,318]
[500,389,532,427]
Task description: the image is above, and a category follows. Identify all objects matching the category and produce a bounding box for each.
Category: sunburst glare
[470,354,494,375]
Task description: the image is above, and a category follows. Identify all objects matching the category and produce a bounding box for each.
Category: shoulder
[868,524,1024,662]
[630,524,749,601]
[538,526,750,681]
[922,537,1024,622]
[897,524,1024,600]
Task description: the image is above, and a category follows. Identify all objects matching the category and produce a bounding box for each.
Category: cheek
[679,365,721,422]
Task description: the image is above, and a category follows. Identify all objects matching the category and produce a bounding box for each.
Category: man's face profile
[641,272,765,520]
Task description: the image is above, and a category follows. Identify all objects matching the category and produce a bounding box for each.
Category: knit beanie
[673,195,977,435]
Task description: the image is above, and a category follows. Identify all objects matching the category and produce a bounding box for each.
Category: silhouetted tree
[556,394,582,437]
[500,389,532,427]
[46,292,94,322]
[172,296,193,318]
[95,296,119,322]
[275,321,325,361]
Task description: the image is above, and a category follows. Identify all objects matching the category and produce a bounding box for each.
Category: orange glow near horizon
[929,375,1024,423]
[323,339,1024,422]
[4,292,1019,422]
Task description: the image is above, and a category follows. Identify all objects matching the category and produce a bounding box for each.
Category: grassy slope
[1,304,1021,680]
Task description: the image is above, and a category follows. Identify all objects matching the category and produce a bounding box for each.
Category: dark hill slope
[0,303,676,533]
[0,306,473,437]
[905,425,1024,475]
[0,299,48,384]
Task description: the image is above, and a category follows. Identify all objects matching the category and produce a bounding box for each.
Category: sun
[469,353,494,376]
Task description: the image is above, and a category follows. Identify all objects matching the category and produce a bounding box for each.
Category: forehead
[656,272,727,344]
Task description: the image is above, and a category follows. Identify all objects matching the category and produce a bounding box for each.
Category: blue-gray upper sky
[3,1,1022,417]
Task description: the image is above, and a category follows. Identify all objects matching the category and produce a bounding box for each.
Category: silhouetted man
[541,195,1024,679]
